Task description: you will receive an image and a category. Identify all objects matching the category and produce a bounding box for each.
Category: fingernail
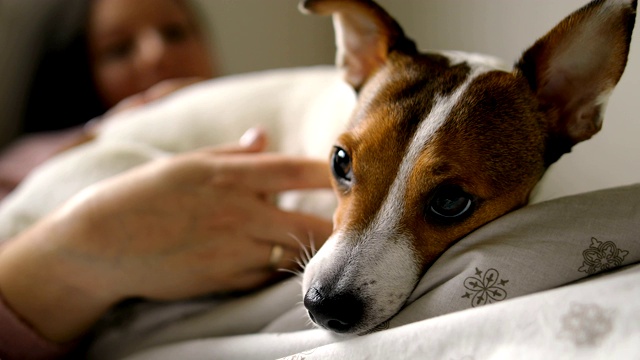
[239,127,261,148]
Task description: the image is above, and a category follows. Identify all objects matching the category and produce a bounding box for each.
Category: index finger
[207,153,332,192]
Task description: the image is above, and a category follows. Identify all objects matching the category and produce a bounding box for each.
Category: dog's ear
[300,0,416,91]
[516,0,637,164]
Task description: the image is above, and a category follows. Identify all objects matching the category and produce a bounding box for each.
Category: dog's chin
[308,313,394,336]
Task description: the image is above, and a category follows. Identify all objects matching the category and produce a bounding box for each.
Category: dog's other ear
[516,0,637,164]
[299,0,416,90]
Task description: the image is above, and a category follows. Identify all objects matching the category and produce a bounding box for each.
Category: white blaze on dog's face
[300,0,637,334]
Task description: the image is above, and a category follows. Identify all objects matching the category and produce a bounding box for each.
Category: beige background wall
[196,0,639,198]
[193,0,336,75]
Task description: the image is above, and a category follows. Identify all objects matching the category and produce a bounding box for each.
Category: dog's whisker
[289,231,314,264]
[278,268,302,276]
[307,230,320,257]
[278,257,306,276]
[286,231,322,272]
[295,257,306,270]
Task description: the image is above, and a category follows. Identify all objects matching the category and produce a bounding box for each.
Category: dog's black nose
[303,286,364,333]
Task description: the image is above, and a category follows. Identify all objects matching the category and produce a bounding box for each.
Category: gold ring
[269,244,284,270]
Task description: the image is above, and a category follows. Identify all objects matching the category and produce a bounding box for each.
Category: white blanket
[117,265,640,360]
[1,67,638,360]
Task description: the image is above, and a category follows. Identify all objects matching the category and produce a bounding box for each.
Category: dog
[299,0,637,335]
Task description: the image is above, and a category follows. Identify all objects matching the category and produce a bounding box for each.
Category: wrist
[0,200,123,343]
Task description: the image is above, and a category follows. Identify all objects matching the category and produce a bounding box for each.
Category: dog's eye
[428,185,474,220]
[331,147,353,184]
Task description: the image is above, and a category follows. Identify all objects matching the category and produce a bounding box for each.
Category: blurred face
[87,0,215,108]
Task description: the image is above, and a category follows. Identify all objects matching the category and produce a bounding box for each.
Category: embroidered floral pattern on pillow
[462,268,508,308]
[578,237,629,275]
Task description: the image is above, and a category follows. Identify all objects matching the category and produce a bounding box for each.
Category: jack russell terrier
[299,0,637,335]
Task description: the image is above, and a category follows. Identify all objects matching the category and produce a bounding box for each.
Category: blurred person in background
[0,0,217,199]
[0,1,333,359]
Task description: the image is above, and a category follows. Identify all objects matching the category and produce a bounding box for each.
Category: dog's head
[300,0,637,334]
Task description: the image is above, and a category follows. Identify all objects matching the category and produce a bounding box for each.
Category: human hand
[0,128,334,342]
[74,129,333,299]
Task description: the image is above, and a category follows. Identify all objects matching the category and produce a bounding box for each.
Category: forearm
[0,206,119,344]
